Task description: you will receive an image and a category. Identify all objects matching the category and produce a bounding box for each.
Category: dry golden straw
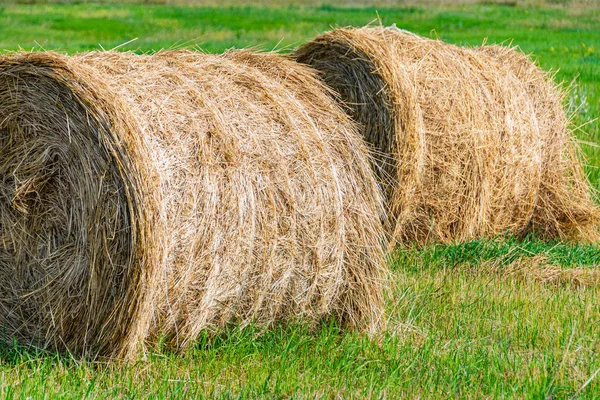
[501,256,600,288]
[294,27,599,245]
[0,50,387,358]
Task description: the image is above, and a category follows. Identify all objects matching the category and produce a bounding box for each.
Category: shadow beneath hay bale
[147,319,350,358]
[0,319,367,364]
[0,336,78,366]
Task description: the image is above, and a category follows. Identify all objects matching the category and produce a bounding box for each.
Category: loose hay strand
[0,49,387,358]
[294,27,600,246]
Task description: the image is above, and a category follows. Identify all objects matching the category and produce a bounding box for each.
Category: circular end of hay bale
[0,55,139,356]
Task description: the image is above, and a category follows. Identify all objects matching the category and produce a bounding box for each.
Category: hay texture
[0,50,386,358]
[294,27,599,245]
[501,256,600,288]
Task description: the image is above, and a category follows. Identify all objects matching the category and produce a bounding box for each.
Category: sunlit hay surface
[294,27,599,246]
[0,50,387,359]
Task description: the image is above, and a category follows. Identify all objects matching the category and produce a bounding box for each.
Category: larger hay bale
[294,27,599,245]
[0,50,386,358]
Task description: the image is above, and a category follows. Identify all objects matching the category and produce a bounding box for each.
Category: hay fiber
[501,256,600,288]
[0,50,387,359]
[294,27,600,245]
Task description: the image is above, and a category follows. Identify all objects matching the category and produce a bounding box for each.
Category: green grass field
[1,1,600,398]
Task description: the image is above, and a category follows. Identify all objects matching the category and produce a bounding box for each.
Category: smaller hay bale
[0,49,387,358]
[294,27,600,245]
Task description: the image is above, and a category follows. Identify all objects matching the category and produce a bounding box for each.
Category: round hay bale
[0,50,387,358]
[478,44,599,240]
[294,27,599,245]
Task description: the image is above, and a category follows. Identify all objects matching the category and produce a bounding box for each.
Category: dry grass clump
[495,256,600,288]
[475,254,600,288]
[294,27,599,246]
[0,50,387,358]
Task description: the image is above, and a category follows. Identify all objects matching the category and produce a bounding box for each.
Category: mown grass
[0,2,599,398]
